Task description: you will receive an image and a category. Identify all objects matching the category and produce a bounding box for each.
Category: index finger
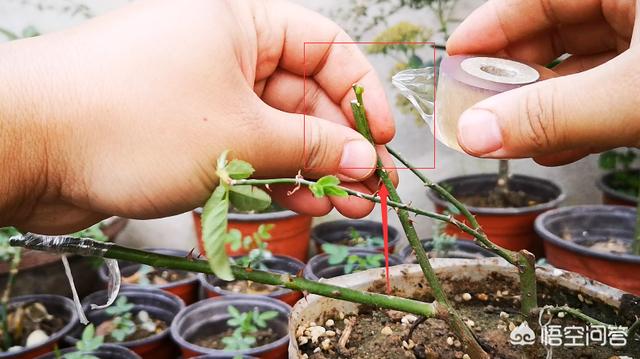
[446,0,603,57]
[262,1,395,144]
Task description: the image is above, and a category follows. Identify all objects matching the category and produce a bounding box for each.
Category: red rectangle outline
[303,41,437,171]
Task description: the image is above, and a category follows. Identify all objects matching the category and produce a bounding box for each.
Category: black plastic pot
[398,238,496,263]
[596,171,638,206]
[66,287,184,359]
[535,205,640,295]
[98,248,199,304]
[0,295,78,359]
[171,296,290,359]
[199,255,304,306]
[35,344,140,359]
[303,248,403,281]
[311,219,401,253]
[427,173,564,256]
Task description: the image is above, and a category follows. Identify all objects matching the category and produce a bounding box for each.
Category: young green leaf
[202,185,234,281]
[229,185,271,212]
[225,159,255,180]
[224,229,243,251]
[309,175,348,198]
[322,244,350,265]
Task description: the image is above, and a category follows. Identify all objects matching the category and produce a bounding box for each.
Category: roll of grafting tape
[436,56,540,151]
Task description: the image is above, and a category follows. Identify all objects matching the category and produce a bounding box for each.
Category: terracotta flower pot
[535,205,640,295]
[596,171,638,206]
[398,238,496,263]
[288,258,639,357]
[427,174,564,256]
[199,255,304,306]
[170,296,290,358]
[192,209,312,262]
[66,287,184,359]
[98,248,199,304]
[311,220,401,254]
[303,248,403,281]
[35,344,140,359]
[0,295,78,359]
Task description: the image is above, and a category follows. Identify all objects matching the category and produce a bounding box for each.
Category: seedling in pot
[227,224,275,270]
[599,149,640,198]
[346,227,384,248]
[219,305,278,351]
[63,324,103,359]
[321,244,384,274]
[96,296,163,343]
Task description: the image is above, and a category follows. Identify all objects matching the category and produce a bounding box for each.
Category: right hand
[447,0,640,166]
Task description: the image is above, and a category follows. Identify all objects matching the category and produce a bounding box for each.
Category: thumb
[456,56,639,158]
[250,106,377,181]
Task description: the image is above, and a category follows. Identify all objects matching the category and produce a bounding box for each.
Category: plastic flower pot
[0,295,78,359]
[398,238,496,263]
[98,248,199,304]
[311,219,401,254]
[198,255,304,306]
[66,287,184,359]
[288,258,638,357]
[596,171,638,206]
[303,248,403,281]
[535,205,640,295]
[191,356,257,359]
[170,296,290,359]
[192,208,312,262]
[427,174,564,256]
[35,344,141,359]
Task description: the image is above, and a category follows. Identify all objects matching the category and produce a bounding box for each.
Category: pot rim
[397,238,496,261]
[98,248,199,290]
[427,173,565,215]
[193,207,303,221]
[198,254,304,298]
[34,343,141,359]
[170,295,291,357]
[288,258,630,357]
[311,219,401,248]
[596,172,638,204]
[534,204,640,264]
[70,287,184,348]
[304,248,403,281]
[0,294,79,358]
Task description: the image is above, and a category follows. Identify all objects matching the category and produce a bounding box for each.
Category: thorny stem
[350,84,488,359]
[385,147,539,315]
[536,306,609,327]
[10,235,443,319]
[0,247,21,350]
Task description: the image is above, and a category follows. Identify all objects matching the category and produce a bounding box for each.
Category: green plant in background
[104,296,136,342]
[599,149,640,197]
[347,227,384,248]
[226,224,274,270]
[63,324,103,359]
[222,305,278,351]
[321,243,384,274]
[368,22,433,72]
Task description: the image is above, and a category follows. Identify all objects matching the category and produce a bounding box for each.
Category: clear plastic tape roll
[393,55,540,152]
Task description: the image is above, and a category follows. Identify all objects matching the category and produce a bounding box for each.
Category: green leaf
[323,186,349,197]
[259,310,278,321]
[323,244,350,265]
[229,185,271,212]
[225,159,255,180]
[81,324,95,342]
[309,175,348,198]
[599,151,618,170]
[225,229,243,251]
[228,305,240,318]
[202,185,234,281]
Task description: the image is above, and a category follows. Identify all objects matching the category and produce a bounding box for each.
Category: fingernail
[457,109,503,154]
[339,140,376,180]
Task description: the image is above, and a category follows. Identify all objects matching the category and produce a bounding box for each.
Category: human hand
[0,0,396,233]
[447,0,640,166]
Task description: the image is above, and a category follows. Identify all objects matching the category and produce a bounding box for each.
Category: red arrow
[379,184,391,294]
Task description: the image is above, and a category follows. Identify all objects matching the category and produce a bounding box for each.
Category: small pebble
[501,290,509,296]
[338,312,345,320]
[310,322,317,327]
[454,340,461,348]
[454,351,464,359]
[499,311,509,320]
[301,354,309,359]
[313,347,321,353]
[325,319,335,327]
[296,325,306,337]
[476,293,488,301]
[508,322,516,332]
[325,330,336,337]
[308,326,326,343]
[463,354,471,359]
[7,346,22,352]
[465,320,475,327]
[446,337,454,346]
[381,326,393,335]
[461,293,472,301]
[402,339,415,350]
[298,336,309,345]
[453,295,462,303]
[321,338,331,350]
[26,330,48,348]
[558,311,566,318]
[401,314,418,325]
[578,294,584,302]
